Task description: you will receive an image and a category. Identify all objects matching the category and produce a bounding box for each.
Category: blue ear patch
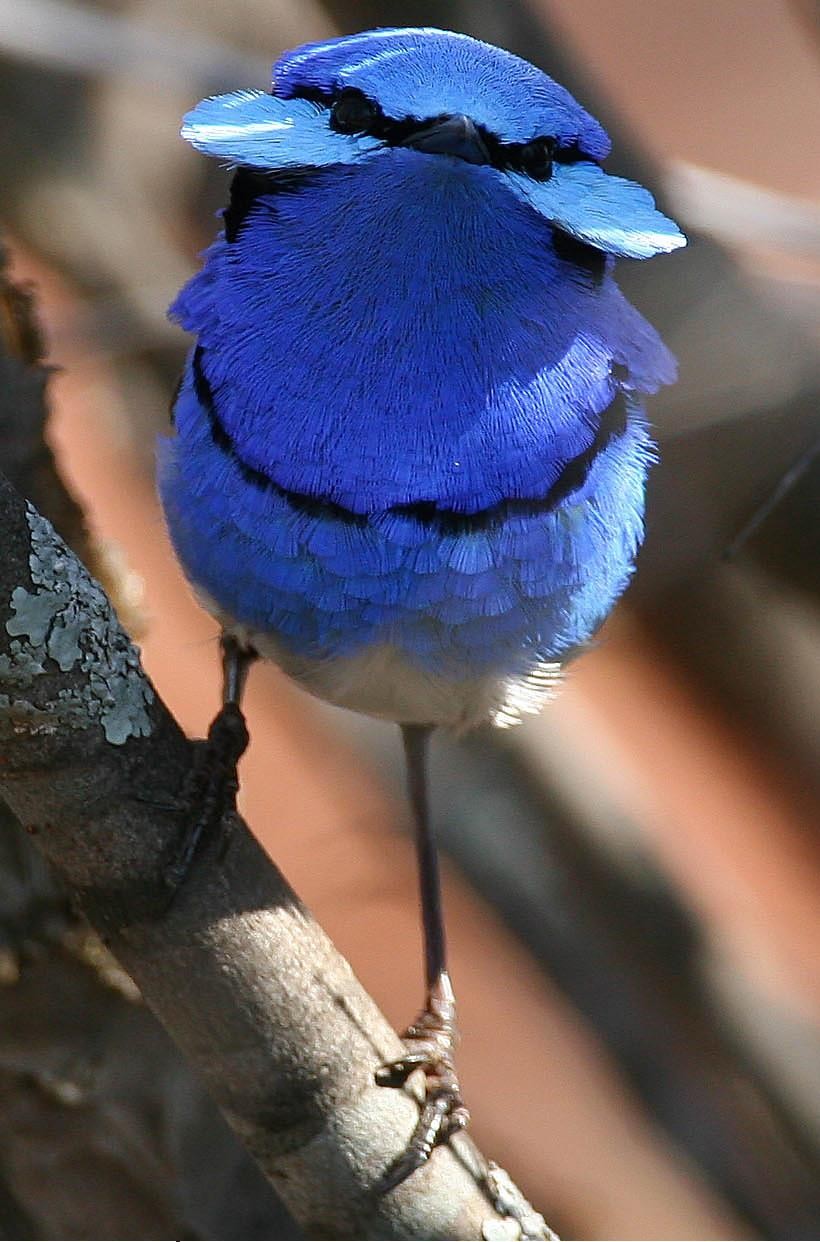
[507,162,686,259]
[180,91,685,260]
[181,90,379,168]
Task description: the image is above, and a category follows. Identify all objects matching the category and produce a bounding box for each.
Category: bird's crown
[181,27,685,260]
[274,27,610,158]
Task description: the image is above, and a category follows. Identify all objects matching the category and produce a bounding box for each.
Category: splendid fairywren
[159,26,685,1183]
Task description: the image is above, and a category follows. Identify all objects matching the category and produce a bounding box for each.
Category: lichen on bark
[2,503,153,744]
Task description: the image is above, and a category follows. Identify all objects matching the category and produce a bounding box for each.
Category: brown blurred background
[0,0,819,1238]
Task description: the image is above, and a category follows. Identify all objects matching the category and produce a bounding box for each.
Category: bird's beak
[401,114,490,165]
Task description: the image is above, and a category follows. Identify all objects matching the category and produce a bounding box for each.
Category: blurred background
[0,0,818,1237]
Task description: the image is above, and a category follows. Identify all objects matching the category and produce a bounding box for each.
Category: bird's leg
[163,633,256,892]
[376,724,469,1188]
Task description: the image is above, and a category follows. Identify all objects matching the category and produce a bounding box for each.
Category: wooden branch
[0,242,296,1236]
[0,472,554,1240]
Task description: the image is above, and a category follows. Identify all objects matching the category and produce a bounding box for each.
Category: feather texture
[160,26,685,726]
[273,27,611,155]
[171,153,674,513]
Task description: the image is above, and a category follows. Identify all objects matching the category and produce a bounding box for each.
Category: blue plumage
[159,26,685,725]
[160,352,651,677]
[272,28,611,155]
[159,29,688,1166]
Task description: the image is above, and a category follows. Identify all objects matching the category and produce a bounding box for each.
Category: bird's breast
[171,150,672,513]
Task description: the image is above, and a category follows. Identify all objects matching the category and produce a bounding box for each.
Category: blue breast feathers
[171,152,675,514]
[163,25,685,688]
[159,357,653,675]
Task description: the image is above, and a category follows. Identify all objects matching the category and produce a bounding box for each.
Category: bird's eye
[330,88,382,135]
[514,137,556,181]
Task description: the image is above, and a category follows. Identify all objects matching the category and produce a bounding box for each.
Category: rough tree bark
[0,471,553,1240]
[0,245,299,1239]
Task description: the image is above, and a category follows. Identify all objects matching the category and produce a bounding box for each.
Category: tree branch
[0,473,553,1240]
[0,242,296,1236]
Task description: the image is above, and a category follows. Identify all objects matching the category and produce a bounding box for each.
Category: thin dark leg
[402,724,445,990]
[376,724,469,1191]
[221,632,255,706]
[163,633,257,892]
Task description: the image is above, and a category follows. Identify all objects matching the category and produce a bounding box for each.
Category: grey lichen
[2,504,154,745]
[482,1164,556,1241]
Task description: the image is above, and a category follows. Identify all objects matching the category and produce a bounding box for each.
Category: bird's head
[182,27,685,260]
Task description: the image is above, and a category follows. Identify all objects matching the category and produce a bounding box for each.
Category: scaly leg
[376,724,469,1188]
[163,633,256,891]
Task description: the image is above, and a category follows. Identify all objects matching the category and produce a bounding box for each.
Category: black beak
[401,114,490,165]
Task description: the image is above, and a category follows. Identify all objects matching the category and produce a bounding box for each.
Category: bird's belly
[159,376,650,729]
[197,601,538,729]
[260,637,493,728]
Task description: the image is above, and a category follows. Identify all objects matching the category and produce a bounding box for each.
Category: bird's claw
[379,1084,469,1192]
[162,702,249,895]
[376,973,469,1190]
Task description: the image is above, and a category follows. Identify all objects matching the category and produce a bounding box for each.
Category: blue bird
[158,26,685,1182]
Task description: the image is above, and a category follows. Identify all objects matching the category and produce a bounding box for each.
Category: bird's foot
[376,971,470,1189]
[162,702,249,896]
